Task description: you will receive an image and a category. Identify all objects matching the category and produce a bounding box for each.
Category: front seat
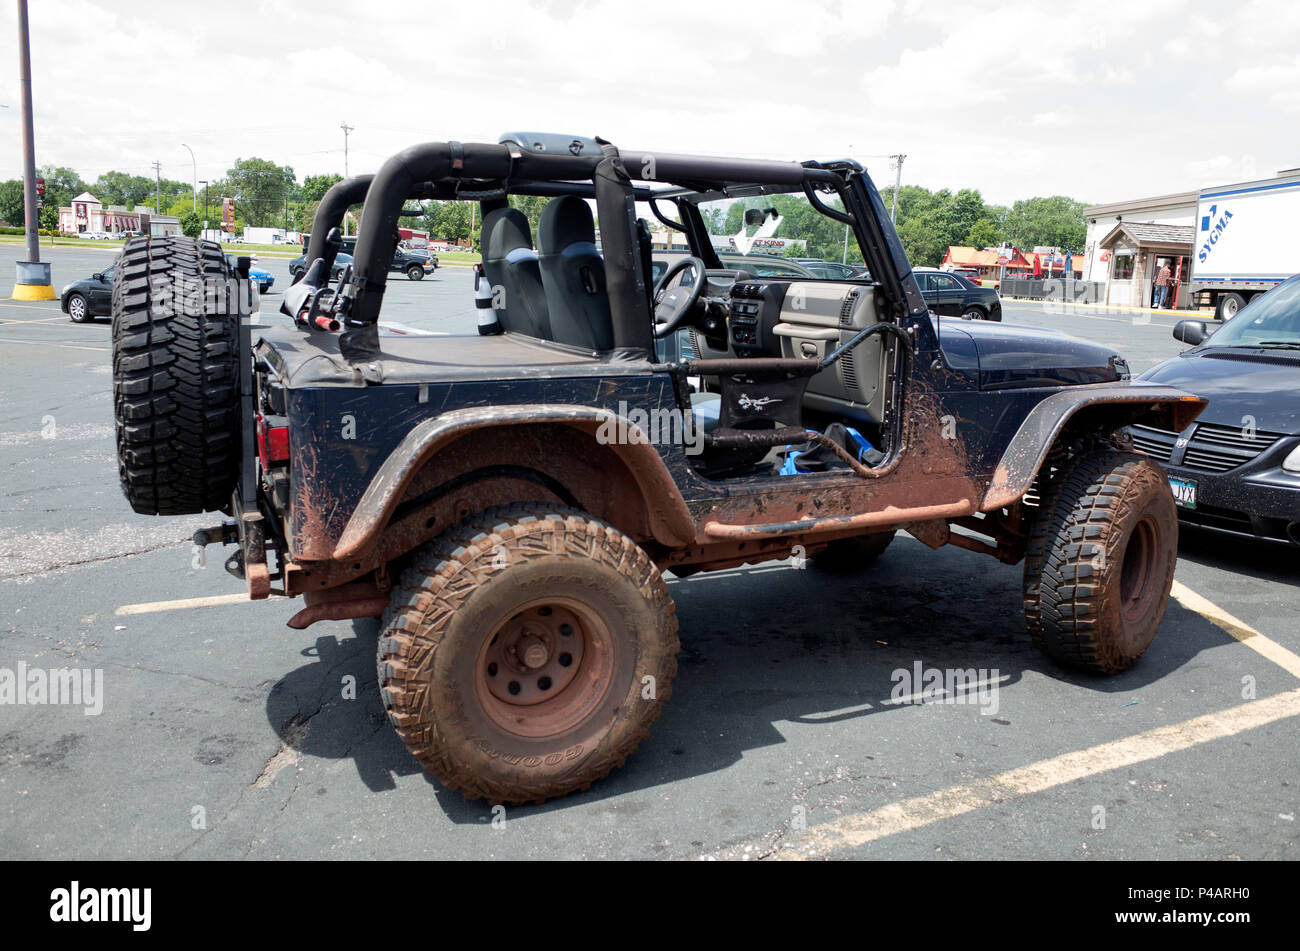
[480,207,551,339]
[537,196,615,351]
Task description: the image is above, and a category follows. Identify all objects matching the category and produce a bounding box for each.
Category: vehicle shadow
[1176,525,1300,583]
[262,538,1246,822]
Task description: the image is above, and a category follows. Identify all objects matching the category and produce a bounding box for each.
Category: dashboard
[679,272,893,423]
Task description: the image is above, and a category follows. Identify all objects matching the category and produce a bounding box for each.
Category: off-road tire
[811,531,895,571]
[112,235,240,515]
[378,503,679,804]
[1023,451,1177,674]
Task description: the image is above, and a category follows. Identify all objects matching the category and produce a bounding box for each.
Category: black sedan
[60,265,115,323]
[1131,273,1300,546]
[913,267,1002,320]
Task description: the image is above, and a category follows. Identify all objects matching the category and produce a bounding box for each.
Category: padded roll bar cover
[302,174,373,285]
[537,196,613,351]
[621,151,807,186]
[593,149,653,357]
[339,141,607,363]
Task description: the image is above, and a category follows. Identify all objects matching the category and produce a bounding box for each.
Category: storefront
[58,192,180,236]
[1096,221,1193,308]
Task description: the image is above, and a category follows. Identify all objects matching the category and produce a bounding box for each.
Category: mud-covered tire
[811,531,895,571]
[1023,451,1177,674]
[112,235,240,515]
[378,504,679,804]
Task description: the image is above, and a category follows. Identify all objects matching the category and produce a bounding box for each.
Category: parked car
[291,239,434,281]
[60,265,115,322]
[1130,274,1300,545]
[227,254,275,294]
[651,250,818,284]
[914,266,1002,320]
[796,259,870,280]
[950,267,983,286]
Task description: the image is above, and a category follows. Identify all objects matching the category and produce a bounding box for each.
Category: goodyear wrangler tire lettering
[377,503,679,804]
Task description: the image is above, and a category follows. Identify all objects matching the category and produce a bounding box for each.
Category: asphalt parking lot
[1,243,1296,860]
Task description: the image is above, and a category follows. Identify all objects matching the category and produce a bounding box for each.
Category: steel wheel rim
[1120,515,1158,623]
[475,597,616,739]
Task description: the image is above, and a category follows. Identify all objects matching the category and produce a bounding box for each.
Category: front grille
[1128,421,1283,473]
[1129,424,1175,463]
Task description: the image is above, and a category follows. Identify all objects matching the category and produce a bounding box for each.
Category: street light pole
[181,143,197,212]
[200,180,208,240]
[12,0,55,300]
[17,0,39,264]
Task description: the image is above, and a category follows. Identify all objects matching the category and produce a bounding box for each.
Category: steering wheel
[652,256,707,337]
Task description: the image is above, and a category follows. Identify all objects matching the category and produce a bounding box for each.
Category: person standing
[1153,259,1174,309]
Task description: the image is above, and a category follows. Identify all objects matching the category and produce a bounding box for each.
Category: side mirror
[92,272,103,282]
[1173,319,1207,346]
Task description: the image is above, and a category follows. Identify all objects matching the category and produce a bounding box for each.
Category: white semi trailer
[1191,170,1300,319]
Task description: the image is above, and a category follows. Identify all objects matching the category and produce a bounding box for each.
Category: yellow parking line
[115,592,283,614]
[0,301,63,313]
[1171,580,1300,679]
[0,315,77,324]
[0,336,108,352]
[775,686,1300,859]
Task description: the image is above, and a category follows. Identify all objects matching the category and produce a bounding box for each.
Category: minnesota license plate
[1169,477,1197,509]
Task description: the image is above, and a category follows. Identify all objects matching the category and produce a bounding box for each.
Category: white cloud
[0,0,1295,209]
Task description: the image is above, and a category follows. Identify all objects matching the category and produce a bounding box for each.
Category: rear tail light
[256,414,290,469]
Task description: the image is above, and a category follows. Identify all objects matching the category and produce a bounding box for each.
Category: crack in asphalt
[0,538,192,580]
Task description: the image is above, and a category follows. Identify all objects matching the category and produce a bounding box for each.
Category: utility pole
[181,143,197,212]
[889,154,906,224]
[12,0,55,299]
[152,160,162,214]
[340,122,353,177]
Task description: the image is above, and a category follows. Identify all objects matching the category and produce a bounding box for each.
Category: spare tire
[112,236,241,515]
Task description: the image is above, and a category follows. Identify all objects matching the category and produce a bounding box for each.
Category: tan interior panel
[776,282,890,422]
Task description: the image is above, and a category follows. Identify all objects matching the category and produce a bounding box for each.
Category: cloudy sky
[1,0,1296,207]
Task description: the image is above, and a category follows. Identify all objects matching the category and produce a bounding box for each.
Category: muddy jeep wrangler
[112,133,1205,804]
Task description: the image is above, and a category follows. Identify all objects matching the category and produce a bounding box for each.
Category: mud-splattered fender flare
[982,382,1206,511]
[332,404,697,562]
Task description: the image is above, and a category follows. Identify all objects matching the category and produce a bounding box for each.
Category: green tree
[965,217,1004,249]
[302,173,343,203]
[508,195,550,237]
[223,157,296,228]
[0,179,25,226]
[1003,196,1087,253]
[94,171,154,207]
[179,211,201,238]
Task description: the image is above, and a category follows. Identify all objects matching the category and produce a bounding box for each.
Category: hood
[1139,349,1300,434]
[938,318,1124,390]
